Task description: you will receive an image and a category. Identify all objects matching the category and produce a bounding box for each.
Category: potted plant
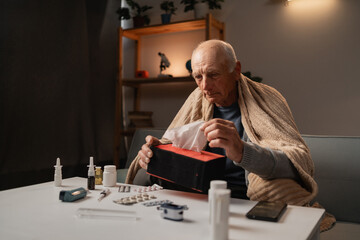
[180,0,224,19]
[180,0,196,12]
[116,7,131,21]
[207,0,224,10]
[160,1,177,24]
[126,0,153,28]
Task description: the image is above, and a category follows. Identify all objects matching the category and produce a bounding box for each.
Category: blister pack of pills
[133,184,163,193]
[113,193,157,205]
[118,185,131,192]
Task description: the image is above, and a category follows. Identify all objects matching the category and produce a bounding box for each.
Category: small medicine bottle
[87,157,95,190]
[103,165,117,187]
[95,167,103,185]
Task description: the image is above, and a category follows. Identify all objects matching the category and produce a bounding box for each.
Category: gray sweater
[238,131,300,186]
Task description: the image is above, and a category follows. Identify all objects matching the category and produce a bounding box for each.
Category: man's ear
[234,61,241,77]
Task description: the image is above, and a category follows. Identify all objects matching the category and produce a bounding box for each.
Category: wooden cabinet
[114,14,225,168]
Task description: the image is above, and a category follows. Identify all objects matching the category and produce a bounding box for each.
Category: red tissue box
[147,144,226,192]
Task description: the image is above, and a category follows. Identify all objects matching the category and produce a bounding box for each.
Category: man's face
[192,48,238,107]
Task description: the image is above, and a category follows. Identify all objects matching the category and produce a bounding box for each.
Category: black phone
[246,201,287,222]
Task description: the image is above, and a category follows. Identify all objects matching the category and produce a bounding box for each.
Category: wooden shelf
[122,19,207,40]
[122,15,224,40]
[114,14,225,168]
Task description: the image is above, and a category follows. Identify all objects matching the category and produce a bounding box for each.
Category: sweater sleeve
[234,141,301,181]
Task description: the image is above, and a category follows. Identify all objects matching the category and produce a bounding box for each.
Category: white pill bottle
[210,189,231,240]
[102,165,117,187]
[208,180,227,222]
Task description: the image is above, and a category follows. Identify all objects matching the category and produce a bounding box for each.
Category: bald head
[191,40,237,73]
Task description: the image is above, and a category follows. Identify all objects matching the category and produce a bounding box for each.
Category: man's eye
[208,73,219,78]
[194,75,202,81]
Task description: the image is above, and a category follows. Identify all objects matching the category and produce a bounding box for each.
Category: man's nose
[202,76,212,90]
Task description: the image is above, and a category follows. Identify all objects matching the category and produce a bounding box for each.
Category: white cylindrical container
[209,180,227,222]
[102,165,117,187]
[210,189,231,240]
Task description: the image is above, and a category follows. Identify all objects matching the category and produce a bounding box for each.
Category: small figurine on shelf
[158,52,173,78]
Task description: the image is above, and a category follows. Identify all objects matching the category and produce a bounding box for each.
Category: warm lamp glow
[286,0,337,11]
[169,58,190,77]
[284,0,338,20]
[140,31,203,78]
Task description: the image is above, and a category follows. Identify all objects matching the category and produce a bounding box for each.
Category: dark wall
[0,0,120,190]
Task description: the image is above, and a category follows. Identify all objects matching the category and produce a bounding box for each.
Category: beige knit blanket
[127,74,316,203]
[126,74,335,230]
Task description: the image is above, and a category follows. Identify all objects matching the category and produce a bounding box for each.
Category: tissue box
[147,144,226,192]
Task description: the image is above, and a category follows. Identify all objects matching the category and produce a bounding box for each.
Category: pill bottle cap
[210,180,227,189]
[104,165,116,172]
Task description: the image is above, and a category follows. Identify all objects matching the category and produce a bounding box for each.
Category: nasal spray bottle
[87,157,95,190]
[54,158,62,187]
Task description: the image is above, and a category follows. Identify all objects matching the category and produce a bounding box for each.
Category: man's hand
[138,135,161,169]
[200,118,244,163]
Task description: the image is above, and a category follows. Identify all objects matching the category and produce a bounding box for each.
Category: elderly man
[126,40,318,205]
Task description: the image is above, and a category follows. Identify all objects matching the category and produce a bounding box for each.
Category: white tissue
[163,121,208,152]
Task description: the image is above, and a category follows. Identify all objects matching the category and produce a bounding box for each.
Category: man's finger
[145,135,154,145]
[145,135,160,146]
[139,159,148,169]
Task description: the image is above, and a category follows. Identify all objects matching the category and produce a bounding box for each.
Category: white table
[0,177,324,240]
